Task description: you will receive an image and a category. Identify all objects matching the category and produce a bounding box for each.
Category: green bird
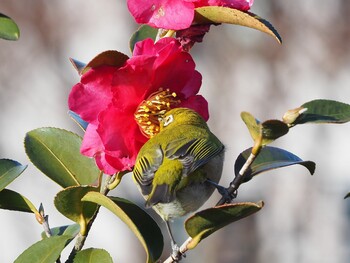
[133,107,225,259]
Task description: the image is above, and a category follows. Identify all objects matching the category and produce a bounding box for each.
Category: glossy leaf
[69,58,86,75]
[241,111,260,141]
[288,99,350,125]
[194,7,282,44]
[54,186,99,228]
[81,192,163,263]
[0,159,27,191]
[25,127,99,188]
[241,112,289,146]
[130,24,158,52]
[0,188,38,213]
[185,201,263,249]
[0,13,20,40]
[68,111,88,131]
[74,248,113,263]
[81,50,129,75]
[41,224,80,239]
[234,146,316,182]
[261,120,289,141]
[14,235,72,263]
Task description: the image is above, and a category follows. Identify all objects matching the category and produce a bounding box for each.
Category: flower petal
[179,95,209,121]
[97,106,148,173]
[195,0,253,10]
[127,0,195,30]
[68,66,116,123]
[151,41,202,98]
[80,124,104,157]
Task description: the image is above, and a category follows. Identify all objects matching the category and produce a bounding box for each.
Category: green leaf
[54,186,99,228]
[241,111,261,141]
[185,201,263,249]
[73,248,113,263]
[129,25,158,52]
[344,193,350,199]
[14,235,72,263]
[194,7,281,44]
[0,13,20,40]
[69,58,87,75]
[241,112,289,146]
[261,119,289,142]
[41,224,80,239]
[0,188,38,214]
[68,111,88,132]
[81,50,129,75]
[234,146,316,182]
[0,159,27,191]
[81,192,163,263]
[25,127,100,188]
[288,99,350,125]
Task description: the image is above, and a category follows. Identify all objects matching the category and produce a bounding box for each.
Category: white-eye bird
[133,107,225,259]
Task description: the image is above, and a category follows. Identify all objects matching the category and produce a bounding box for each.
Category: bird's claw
[217,185,237,203]
[206,179,237,203]
[170,242,184,262]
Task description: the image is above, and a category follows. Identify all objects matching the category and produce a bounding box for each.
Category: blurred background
[1,0,350,262]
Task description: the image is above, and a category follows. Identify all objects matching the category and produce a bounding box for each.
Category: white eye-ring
[163,114,174,127]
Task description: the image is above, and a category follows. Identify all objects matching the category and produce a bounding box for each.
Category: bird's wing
[133,146,163,196]
[165,137,224,176]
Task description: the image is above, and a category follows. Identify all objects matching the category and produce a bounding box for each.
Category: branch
[216,151,257,206]
[37,203,63,263]
[38,203,52,238]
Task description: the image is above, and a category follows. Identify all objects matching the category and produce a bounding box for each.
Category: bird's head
[159,108,208,131]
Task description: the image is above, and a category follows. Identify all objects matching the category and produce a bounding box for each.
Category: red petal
[153,52,201,98]
[97,106,148,168]
[68,66,116,123]
[80,124,104,157]
[195,0,253,10]
[179,95,209,121]
[127,0,195,30]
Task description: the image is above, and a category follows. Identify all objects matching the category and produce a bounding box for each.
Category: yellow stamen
[134,88,181,137]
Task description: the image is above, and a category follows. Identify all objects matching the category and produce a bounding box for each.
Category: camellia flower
[127,0,254,30]
[68,38,208,175]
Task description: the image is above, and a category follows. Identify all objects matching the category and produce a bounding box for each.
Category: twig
[216,151,257,206]
[38,203,52,238]
[37,204,62,262]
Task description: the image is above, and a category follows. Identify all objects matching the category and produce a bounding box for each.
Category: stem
[107,171,128,190]
[216,136,262,206]
[155,29,175,42]
[38,203,52,238]
[216,151,257,206]
[66,172,110,263]
[38,204,61,263]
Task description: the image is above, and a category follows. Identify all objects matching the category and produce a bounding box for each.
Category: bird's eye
[163,114,174,127]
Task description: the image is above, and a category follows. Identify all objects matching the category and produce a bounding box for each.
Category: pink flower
[68,38,208,175]
[127,0,254,30]
[196,0,253,10]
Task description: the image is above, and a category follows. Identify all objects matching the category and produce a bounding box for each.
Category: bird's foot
[170,242,184,262]
[207,180,237,203]
[218,186,237,203]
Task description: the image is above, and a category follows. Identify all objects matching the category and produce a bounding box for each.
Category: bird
[133,107,225,260]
